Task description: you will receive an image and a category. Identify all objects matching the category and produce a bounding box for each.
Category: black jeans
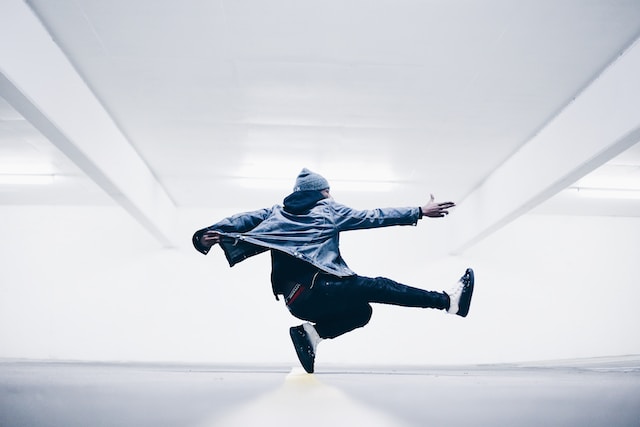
[286,274,449,339]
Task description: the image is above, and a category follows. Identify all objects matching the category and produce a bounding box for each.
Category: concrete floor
[1,357,639,427]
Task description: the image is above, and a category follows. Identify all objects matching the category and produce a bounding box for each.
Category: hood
[283,190,327,214]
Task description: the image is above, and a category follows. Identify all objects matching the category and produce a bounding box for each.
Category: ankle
[302,322,323,348]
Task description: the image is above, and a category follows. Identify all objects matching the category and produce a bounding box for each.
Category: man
[193,168,474,373]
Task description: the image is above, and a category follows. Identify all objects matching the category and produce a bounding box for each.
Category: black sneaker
[446,268,474,317]
[289,325,315,373]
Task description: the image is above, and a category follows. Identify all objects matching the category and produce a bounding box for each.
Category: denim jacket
[193,193,422,278]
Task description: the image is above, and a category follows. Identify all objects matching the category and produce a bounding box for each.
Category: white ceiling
[1,0,640,250]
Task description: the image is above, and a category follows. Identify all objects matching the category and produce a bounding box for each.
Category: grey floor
[1,357,639,427]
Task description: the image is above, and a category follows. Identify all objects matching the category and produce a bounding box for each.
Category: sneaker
[290,325,316,373]
[446,268,474,317]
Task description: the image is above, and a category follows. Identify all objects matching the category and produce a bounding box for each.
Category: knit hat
[293,168,330,192]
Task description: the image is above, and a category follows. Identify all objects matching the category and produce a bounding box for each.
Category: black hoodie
[271,190,328,299]
[283,190,327,215]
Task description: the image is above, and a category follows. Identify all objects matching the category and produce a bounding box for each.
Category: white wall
[1,205,638,366]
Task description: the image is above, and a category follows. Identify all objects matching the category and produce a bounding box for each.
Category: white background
[1,203,638,366]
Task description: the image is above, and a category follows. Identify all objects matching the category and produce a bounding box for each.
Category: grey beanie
[293,168,330,192]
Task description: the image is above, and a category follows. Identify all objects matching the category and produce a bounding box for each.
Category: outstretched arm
[331,194,455,232]
[421,194,455,218]
[192,207,273,255]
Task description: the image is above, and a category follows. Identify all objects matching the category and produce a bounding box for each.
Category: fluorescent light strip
[234,177,398,192]
[0,174,55,185]
[571,186,640,200]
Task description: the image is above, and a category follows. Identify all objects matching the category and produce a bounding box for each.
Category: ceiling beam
[446,37,640,254]
[0,0,177,247]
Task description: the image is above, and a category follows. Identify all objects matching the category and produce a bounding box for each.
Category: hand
[200,230,221,249]
[421,194,455,218]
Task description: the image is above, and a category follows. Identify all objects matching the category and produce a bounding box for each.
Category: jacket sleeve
[328,202,421,232]
[192,207,273,255]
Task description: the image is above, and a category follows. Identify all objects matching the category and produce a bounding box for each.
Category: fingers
[424,209,450,218]
[426,195,455,208]
[201,230,221,245]
[422,201,455,218]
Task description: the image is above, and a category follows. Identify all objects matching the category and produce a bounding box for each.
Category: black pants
[285,274,449,339]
